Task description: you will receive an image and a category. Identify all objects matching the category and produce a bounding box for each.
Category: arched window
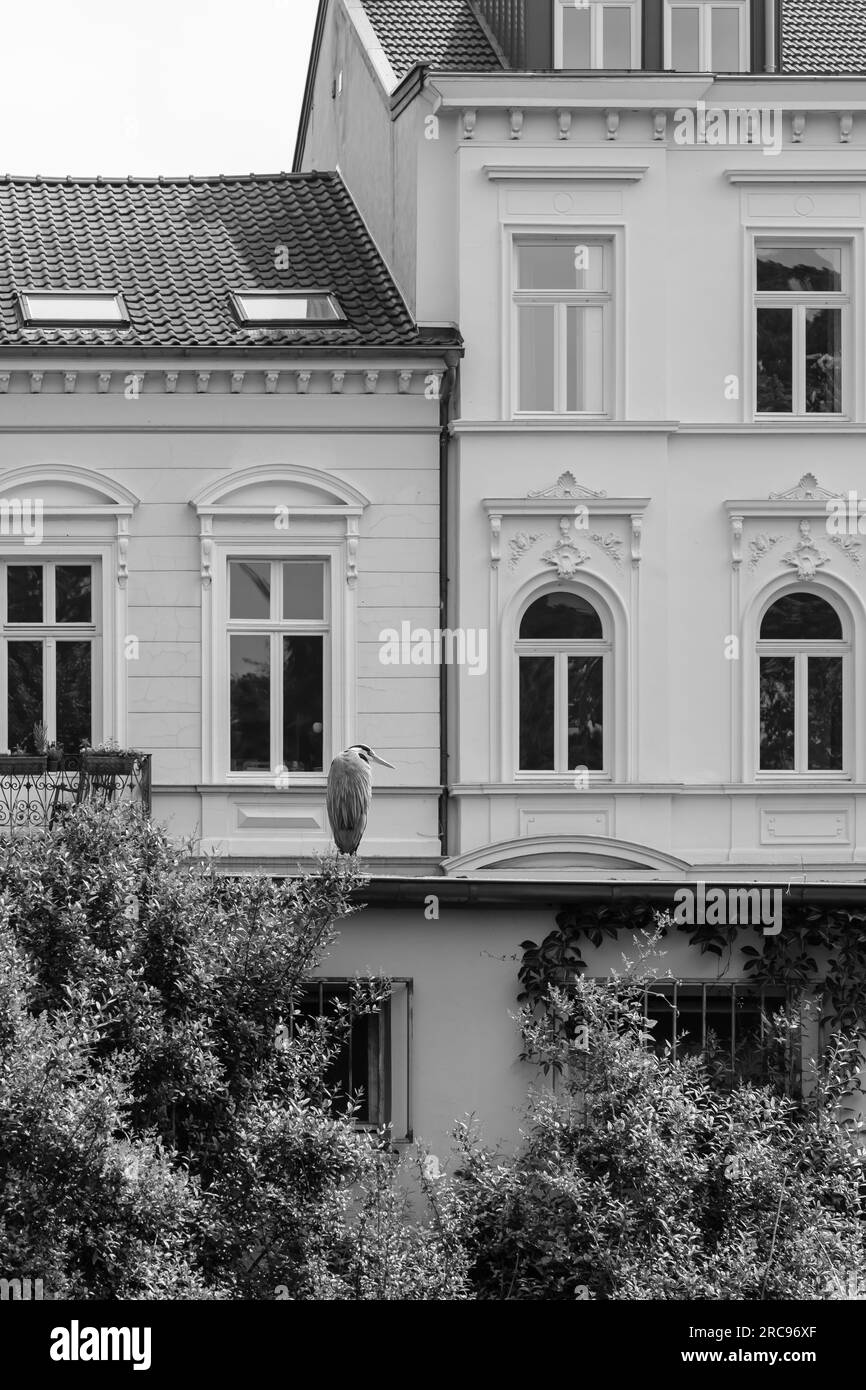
[758,591,847,774]
[516,589,609,774]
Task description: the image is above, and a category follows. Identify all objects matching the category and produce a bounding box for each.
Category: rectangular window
[1,561,97,754]
[231,292,344,324]
[665,1,748,71]
[643,982,797,1089]
[555,0,641,69]
[292,979,413,1137]
[755,242,848,416]
[514,238,612,415]
[228,559,327,775]
[17,291,128,326]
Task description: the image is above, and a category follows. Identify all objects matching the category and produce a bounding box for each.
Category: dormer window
[664,1,748,72]
[554,0,641,70]
[231,291,345,325]
[17,291,128,327]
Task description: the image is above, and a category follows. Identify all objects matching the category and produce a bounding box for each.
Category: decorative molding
[196,372,211,394]
[398,371,413,394]
[840,112,853,143]
[364,371,379,394]
[731,514,744,569]
[630,515,643,566]
[461,108,476,139]
[726,168,866,184]
[191,462,371,513]
[780,519,831,581]
[590,531,624,570]
[509,107,524,139]
[483,164,647,183]
[199,514,214,589]
[604,108,620,140]
[231,371,245,394]
[541,520,591,577]
[0,374,9,393]
[116,515,130,589]
[265,371,280,394]
[828,533,862,566]
[527,471,608,501]
[164,371,178,394]
[97,372,112,393]
[769,472,842,502]
[330,371,345,394]
[748,532,784,571]
[346,517,360,588]
[296,371,312,394]
[508,530,542,572]
[29,372,43,394]
[652,109,667,141]
[556,108,572,140]
[63,372,77,394]
[791,112,806,142]
[490,515,502,570]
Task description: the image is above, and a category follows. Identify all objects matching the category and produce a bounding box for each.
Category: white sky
[0,0,321,177]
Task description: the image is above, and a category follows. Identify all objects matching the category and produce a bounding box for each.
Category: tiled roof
[782,0,866,74]
[0,172,455,351]
[361,0,503,79]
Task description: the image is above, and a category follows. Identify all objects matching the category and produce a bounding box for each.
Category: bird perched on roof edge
[326,744,395,854]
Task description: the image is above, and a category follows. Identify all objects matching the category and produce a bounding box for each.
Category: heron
[326,744,395,854]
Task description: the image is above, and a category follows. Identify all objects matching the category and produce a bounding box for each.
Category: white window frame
[512,235,615,418]
[0,559,101,751]
[554,0,642,69]
[226,556,332,781]
[755,589,851,783]
[664,0,749,72]
[514,584,613,782]
[752,237,851,420]
[193,463,368,787]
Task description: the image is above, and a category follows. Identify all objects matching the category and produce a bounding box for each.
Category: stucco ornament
[541,518,590,576]
[781,519,831,581]
[748,532,784,571]
[508,531,542,571]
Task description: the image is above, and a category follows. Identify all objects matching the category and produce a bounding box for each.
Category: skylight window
[231,291,345,325]
[17,291,129,327]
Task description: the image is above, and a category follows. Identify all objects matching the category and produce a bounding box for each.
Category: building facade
[293,0,866,1150]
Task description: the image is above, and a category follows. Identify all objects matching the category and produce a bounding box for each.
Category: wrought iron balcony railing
[0,753,152,836]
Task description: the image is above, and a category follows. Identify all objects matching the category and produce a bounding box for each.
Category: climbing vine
[518,898,866,1047]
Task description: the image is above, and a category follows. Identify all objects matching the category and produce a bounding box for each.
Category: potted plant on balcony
[2,725,48,775]
[32,722,64,771]
[81,738,142,775]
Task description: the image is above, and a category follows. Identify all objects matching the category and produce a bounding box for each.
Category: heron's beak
[370,751,395,769]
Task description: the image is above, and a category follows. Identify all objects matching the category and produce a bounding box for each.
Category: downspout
[765,0,778,73]
[438,352,460,858]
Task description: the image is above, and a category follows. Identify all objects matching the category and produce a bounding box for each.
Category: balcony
[0,752,152,836]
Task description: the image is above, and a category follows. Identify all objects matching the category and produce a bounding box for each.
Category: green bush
[0,805,462,1299]
[452,949,866,1300]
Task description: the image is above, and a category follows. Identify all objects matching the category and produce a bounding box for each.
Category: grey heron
[326,744,395,854]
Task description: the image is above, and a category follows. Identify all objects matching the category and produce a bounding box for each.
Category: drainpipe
[438,352,460,859]
[765,0,777,73]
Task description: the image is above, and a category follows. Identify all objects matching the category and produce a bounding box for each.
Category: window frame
[511,235,615,419]
[663,0,749,72]
[0,556,103,753]
[755,590,851,781]
[296,977,414,1140]
[224,552,335,784]
[642,979,801,1087]
[554,0,642,69]
[230,290,345,326]
[514,585,613,781]
[752,237,851,420]
[16,290,129,327]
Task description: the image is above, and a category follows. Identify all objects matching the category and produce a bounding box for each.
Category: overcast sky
[0,0,321,177]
